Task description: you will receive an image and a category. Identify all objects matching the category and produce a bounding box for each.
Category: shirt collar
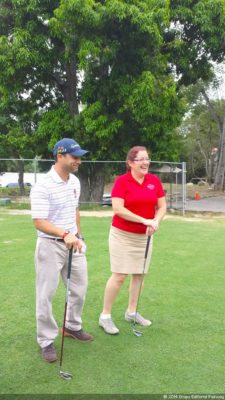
[50,165,70,184]
[127,170,150,184]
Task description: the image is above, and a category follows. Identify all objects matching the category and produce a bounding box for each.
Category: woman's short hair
[126,146,148,170]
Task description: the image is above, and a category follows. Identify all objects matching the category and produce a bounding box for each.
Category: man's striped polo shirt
[30,166,80,238]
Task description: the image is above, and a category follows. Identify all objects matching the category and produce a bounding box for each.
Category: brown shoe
[41,343,57,363]
[63,327,94,342]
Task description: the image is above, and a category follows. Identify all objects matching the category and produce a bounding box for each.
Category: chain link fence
[0,158,186,213]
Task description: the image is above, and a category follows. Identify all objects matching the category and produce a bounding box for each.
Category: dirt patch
[185,184,224,200]
[1,209,32,215]
[1,209,114,217]
[165,214,211,222]
[3,208,225,222]
[80,210,114,217]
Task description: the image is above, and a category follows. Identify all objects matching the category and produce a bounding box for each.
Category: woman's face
[129,150,150,176]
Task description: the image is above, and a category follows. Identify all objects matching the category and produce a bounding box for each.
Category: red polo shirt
[111,171,165,234]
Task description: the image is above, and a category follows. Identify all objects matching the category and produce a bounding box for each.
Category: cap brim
[70,149,89,157]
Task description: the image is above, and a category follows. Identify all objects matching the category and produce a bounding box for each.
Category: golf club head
[59,370,73,380]
[133,328,143,337]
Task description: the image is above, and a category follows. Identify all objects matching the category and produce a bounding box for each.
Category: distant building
[0,172,45,187]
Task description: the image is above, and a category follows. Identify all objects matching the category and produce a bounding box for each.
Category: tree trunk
[201,89,225,190]
[90,170,105,203]
[54,50,79,117]
[214,106,225,190]
[197,139,208,181]
[209,150,218,184]
[78,164,106,204]
[78,169,91,203]
[65,53,79,116]
[17,159,25,195]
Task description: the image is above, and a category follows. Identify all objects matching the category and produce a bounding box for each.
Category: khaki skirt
[109,226,153,274]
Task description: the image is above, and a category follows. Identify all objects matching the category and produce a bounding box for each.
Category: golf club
[59,248,73,380]
[133,235,151,337]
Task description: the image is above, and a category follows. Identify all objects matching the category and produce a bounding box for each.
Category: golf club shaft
[60,302,68,367]
[134,235,151,327]
[59,248,73,368]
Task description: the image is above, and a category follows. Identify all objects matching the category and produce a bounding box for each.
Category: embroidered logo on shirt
[147,184,155,190]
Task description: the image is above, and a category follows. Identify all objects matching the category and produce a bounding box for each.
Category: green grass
[0,213,225,394]
[0,187,31,196]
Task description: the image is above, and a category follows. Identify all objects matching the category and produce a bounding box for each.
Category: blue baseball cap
[53,138,89,157]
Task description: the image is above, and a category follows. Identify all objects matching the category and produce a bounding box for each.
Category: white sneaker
[99,316,119,335]
[125,312,152,327]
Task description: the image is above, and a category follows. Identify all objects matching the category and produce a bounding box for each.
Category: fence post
[34,157,38,184]
[182,161,186,215]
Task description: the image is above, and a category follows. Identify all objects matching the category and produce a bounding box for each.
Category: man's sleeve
[30,184,50,219]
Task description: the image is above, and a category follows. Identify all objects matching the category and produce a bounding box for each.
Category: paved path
[185,196,225,213]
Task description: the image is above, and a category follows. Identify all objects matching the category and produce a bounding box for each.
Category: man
[30,138,94,363]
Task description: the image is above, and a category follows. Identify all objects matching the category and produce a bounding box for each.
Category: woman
[99,146,166,335]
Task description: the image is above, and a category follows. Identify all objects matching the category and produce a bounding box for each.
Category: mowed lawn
[0,211,225,394]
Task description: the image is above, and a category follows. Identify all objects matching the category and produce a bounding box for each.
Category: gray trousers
[35,238,88,348]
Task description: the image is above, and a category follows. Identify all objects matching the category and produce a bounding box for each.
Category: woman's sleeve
[111,176,126,199]
[156,177,165,198]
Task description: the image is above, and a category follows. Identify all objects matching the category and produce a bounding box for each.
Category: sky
[207,62,225,100]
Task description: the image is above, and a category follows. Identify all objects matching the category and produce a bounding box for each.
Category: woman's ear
[127,160,132,169]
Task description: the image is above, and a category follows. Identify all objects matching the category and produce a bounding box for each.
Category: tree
[167,0,225,87]
[177,98,224,183]
[0,0,183,200]
[0,88,39,193]
[48,0,184,200]
[0,0,60,190]
[200,90,225,190]
[164,0,225,188]
[1,1,225,197]
[176,71,225,189]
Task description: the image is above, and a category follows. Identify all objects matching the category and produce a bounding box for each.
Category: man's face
[59,153,82,173]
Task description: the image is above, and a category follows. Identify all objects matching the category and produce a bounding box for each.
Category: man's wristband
[61,231,70,240]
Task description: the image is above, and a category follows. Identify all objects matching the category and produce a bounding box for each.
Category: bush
[0,187,31,197]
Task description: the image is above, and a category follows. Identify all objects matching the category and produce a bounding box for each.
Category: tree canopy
[178,97,224,181]
[1,0,225,195]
